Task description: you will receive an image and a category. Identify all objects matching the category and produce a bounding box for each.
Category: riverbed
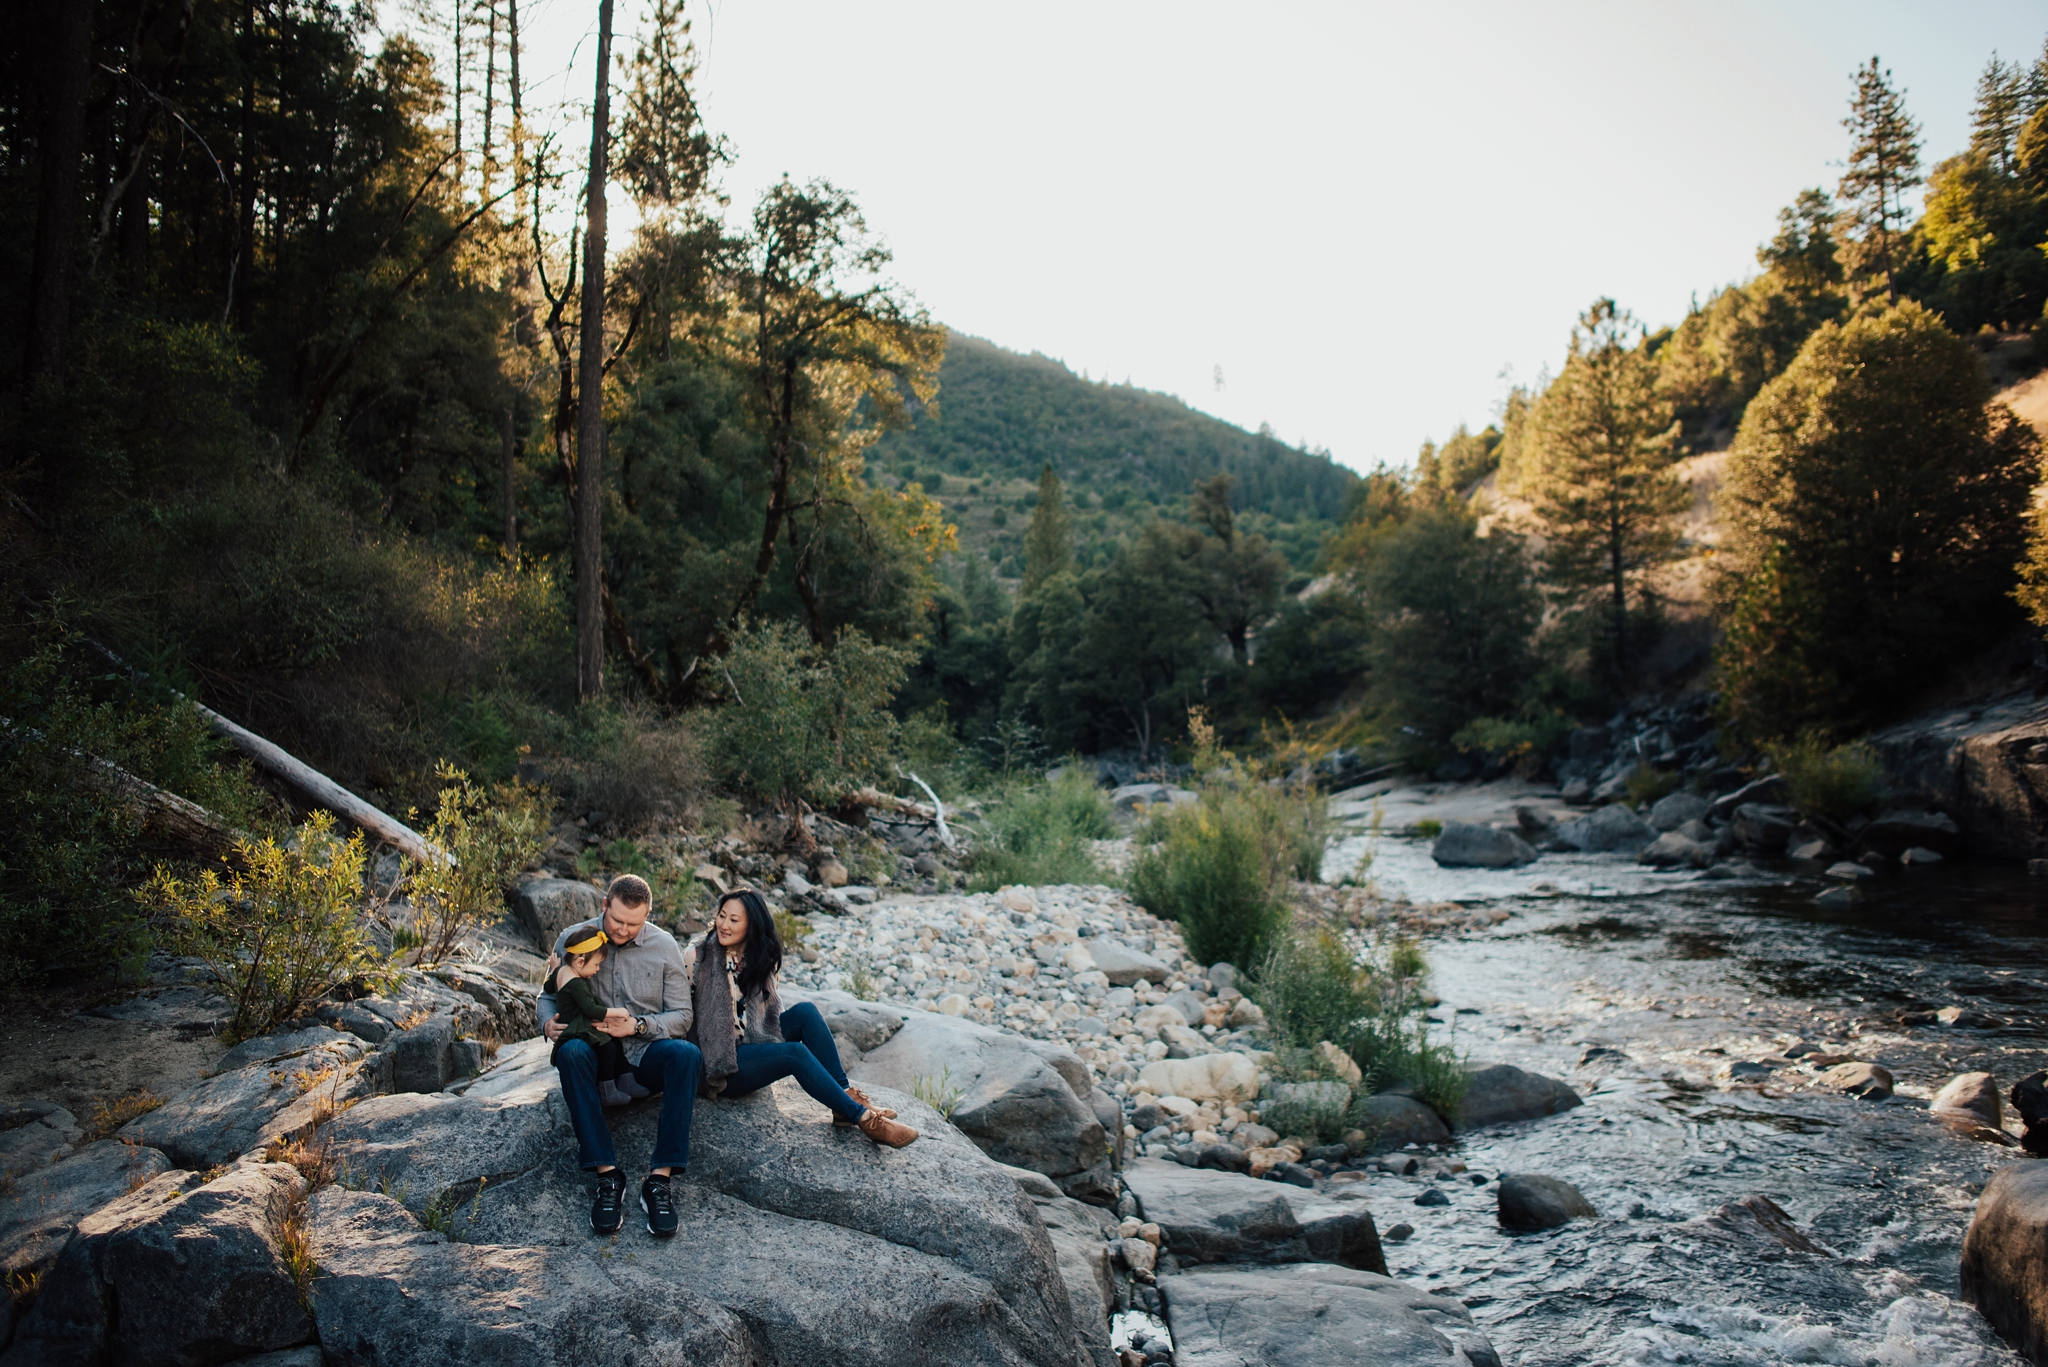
[1337,836,2045,1367]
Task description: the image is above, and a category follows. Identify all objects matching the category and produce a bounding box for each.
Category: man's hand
[593,1014,637,1038]
[543,1018,565,1042]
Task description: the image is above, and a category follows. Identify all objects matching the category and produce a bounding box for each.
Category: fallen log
[2,717,241,853]
[83,640,437,863]
[847,777,956,850]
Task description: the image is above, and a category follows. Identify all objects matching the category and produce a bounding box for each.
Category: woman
[685,889,919,1147]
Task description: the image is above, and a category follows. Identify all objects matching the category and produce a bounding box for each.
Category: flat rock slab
[0,1104,83,1180]
[1161,1263,1502,1367]
[1122,1158,1384,1272]
[122,1046,361,1167]
[1084,939,1172,987]
[0,1140,171,1276]
[83,984,229,1037]
[1033,1193,1120,1367]
[1456,1063,1583,1129]
[1431,823,1538,868]
[311,1070,1090,1367]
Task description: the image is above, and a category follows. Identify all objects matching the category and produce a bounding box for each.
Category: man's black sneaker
[590,1170,627,1235]
[641,1175,679,1238]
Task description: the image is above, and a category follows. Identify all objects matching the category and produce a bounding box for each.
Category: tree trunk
[23,0,95,391]
[500,403,518,554]
[573,0,613,703]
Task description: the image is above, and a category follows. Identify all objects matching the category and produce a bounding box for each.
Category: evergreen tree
[1971,55,2028,175]
[1717,301,2039,740]
[1021,464,1073,594]
[1135,475,1290,665]
[1837,57,1923,302]
[1523,299,1687,692]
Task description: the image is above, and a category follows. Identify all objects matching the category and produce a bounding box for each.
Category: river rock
[835,994,1113,1201]
[120,1045,362,1167]
[509,877,603,951]
[1932,1071,2004,1131]
[1819,1061,1893,1099]
[1863,809,1962,858]
[216,1025,366,1072]
[1122,1158,1385,1271]
[2012,1072,2048,1155]
[1553,804,1655,853]
[1676,1194,1828,1254]
[312,1067,1090,1367]
[0,1140,172,1276]
[1084,939,1171,987]
[1456,1063,1583,1129]
[1497,1173,1596,1231]
[1354,1094,1450,1150]
[1136,1053,1260,1106]
[1430,823,1538,869]
[1031,1193,1120,1366]
[4,1160,312,1367]
[1160,1263,1502,1367]
[1647,791,1712,831]
[1731,803,1798,852]
[1638,830,1710,868]
[1962,1159,2048,1362]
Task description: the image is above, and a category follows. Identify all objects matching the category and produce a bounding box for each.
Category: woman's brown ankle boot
[836,1085,898,1126]
[857,1108,920,1148]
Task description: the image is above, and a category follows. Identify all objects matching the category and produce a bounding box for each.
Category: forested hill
[869,332,1355,571]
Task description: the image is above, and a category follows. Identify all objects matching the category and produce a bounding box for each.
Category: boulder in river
[1160,1263,1502,1367]
[1354,1094,1450,1150]
[1962,1159,2048,1363]
[1123,1157,1384,1271]
[1731,803,1798,852]
[1862,809,1962,858]
[1818,1061,1893,1099]
[1455,1063,1582,1129]
[1552,804,1655,854]
[1676,1194,1829,1255]
[1931,1071,2005,1133]
[1430,823,1538,869]
[1638,831,1710,868]
[2010,1071,2048,1155]
[1497,1173,1596,1231]
[1647,791,1712,831]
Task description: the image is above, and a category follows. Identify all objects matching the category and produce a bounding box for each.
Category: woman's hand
[593,1014,638,1038]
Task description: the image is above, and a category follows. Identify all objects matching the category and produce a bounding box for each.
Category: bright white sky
[418,0,2047,475]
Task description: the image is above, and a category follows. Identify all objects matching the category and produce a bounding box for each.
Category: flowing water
[1315,835,2048,1367]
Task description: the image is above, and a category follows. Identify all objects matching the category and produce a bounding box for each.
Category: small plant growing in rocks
[912,1067,965,1119]
[146,810,397,1042]
[84,1088,162,1141]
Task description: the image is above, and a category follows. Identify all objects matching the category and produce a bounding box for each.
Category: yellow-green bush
[1772,733,1885,819]
[405,763,550,965]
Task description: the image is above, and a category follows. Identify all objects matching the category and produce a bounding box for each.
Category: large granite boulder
[1431,823,1538,869]
[1553,804,1655,853]
[0,1140,171,1277]
[1455,1063,1582,1130]
[1122,1157,1384,1272]
[1031,1191,1121,1367]
[817,991,1113,1202]
[1932,1071,2005,1137]
[313,1066,1092,1367]
[1962,1159,2048,1361]
[1161,1263,1502,1367]
[1647,791,1712,831]
[2,1160,312,1367]
[0,1103,84,1180]
[510,877,603,951]
[1869,695,2048,858]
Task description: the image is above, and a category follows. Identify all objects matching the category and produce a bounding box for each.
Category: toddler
[550,928,650,1108]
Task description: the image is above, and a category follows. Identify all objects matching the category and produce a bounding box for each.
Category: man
[537,873,697,1238]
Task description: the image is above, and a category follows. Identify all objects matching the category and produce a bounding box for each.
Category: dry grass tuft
[84,1090,163,1141]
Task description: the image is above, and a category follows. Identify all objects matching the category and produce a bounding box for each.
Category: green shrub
[1261,1083,1354,1144]
[1412,818,1443,839]
[1253,924,1463,1114]
[706,622,912,821]
[555,701,707,833]
[147,812,396,1040]
[404,763,550,966]
[1772,733,1885,819]
[1129,798,1285,970]
[966,768,1114,891]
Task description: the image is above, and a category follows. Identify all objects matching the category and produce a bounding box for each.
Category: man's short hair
[606,873,653,909]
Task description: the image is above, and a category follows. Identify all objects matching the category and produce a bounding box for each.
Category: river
[1316,834,2047,1367]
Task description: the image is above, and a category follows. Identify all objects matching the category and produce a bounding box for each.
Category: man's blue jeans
[722,1001,864,1123]
[555,1036,702,1171]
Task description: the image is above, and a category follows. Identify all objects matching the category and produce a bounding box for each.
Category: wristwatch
[634,1016,650,1038]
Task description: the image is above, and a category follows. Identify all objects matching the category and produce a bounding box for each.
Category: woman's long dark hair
[711,889,783,1003]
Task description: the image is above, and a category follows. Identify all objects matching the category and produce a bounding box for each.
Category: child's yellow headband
[565,928,606,955]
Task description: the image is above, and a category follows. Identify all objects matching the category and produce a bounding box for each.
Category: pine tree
[1021,464,1072,595]
[1524,299,1687,692]
[1837,58,1923,302]
[1971,55,2027,175]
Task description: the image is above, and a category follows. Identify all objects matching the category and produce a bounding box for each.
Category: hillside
[868,332,1355,572]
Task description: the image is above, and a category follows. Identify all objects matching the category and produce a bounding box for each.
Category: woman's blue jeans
[721,1001,865,1123]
